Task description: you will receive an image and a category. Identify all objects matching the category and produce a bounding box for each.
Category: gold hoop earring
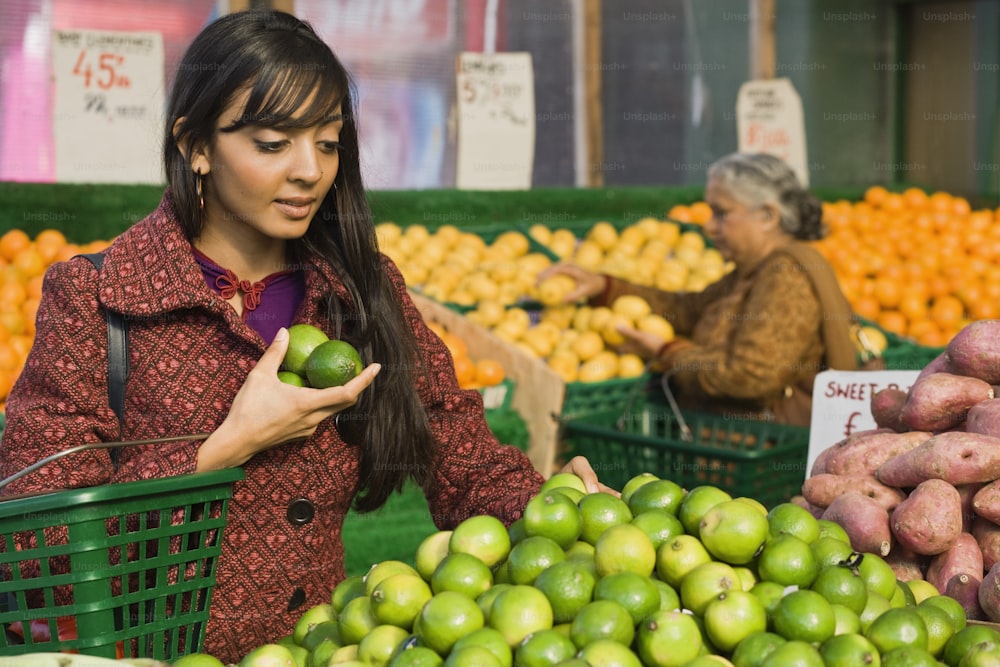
[195,171,205,210]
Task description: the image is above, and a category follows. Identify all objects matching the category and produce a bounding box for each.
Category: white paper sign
[805,369,922,482]
[736,78,809,186]
[455,52,535,190]
[52,29,165,184]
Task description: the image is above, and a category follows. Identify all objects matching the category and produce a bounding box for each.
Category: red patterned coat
[0,194,544,662]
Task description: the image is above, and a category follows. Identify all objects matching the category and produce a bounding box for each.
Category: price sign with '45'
[52,29,164,183]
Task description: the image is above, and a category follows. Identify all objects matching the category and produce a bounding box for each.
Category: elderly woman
[541,152,859,426]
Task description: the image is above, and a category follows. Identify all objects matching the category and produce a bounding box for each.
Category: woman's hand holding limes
[195,327,381,471]
[557,455,620,496]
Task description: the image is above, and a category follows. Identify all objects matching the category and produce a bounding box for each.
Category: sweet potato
[945,320,1000,384]
[972,516,1000,571]
[871,387,909,433]
[811,428,890,477]
[917,350,952,381]
[973,480,1000,524]
[876,431,1000,488]
[885,546,926,582]
[946,572,986,621]
[966,398,1000,438]
[899,372,994,432]
[980,562,1000,622]
[890,479,963,555]
[824,429,930,477]
[958,483,985,532]
[926,532,984,593]
[821,492,892,556]
[801,473,907,511]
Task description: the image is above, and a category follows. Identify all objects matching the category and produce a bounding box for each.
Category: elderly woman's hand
[536,264,608,303]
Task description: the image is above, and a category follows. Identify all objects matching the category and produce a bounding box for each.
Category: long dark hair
[165,9,435,512]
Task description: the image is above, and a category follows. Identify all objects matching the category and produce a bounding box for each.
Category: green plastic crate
[0,467,244,659]
[479,379,516,412]
[561,375,655,421]
[559,398,810,508]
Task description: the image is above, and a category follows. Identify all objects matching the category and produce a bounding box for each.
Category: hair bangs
[222,55,347,132]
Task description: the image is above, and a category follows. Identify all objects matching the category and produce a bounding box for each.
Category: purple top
[193,248,305,343]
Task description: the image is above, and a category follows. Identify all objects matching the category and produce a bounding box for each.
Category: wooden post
[584,0,604,187]
[750,0,776,80]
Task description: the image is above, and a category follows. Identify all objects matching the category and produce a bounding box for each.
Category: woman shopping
[0,9,609,662]
[540,152,862,426]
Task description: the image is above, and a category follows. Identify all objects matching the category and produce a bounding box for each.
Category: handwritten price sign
[455,52,535,190]
[736,78,809,186]
[804,369,922,484]
[52,29,164,184]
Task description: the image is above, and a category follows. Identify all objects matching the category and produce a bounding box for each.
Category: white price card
[805,369,922,483]
[736,77,809,187]
[455,52,535,190]
[52,29,165,184]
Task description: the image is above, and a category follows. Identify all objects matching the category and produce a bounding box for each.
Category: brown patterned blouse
[599,242,826,424]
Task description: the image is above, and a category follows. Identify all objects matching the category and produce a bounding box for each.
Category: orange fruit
[55,243,83,263]
[852,296,881,322]
[0,282,27,309]
[903,187,928,209]
[898,294,929,323]
[929,295,965,330]
[34,229,68,263]
[475,359,505,386]
[864,185,889,207]
[876,311,908,337]
[688,202,713,225]
[951,197,971,217]
[453,356,477,387]
[666,205,692,223]
[25,274,44,300]
[872,277,903,310]
[12,248,45,279]
[928,191,953,214]
[0,230,30,262]
[439,331,467,360]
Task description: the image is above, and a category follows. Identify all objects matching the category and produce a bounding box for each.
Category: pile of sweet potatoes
[799,319,1000,622]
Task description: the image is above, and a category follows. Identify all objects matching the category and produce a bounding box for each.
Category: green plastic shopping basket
[0,437,243,660]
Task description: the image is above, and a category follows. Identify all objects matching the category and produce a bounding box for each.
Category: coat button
[287,498,315,525]
[287,587,306,612]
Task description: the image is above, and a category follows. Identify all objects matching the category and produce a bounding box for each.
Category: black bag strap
[78,253,128,467]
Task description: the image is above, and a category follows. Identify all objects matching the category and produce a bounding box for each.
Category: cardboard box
[410,291,564,477]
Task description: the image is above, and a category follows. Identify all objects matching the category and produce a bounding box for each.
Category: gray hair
[706,153,824,241]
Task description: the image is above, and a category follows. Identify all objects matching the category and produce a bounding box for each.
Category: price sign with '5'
[52,29,164,184]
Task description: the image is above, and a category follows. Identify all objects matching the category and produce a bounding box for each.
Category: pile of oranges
[813,186,1000,348]
[0,229,111,410]
[425,321,506,391]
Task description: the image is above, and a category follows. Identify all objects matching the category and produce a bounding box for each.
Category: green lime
[818,633,880,667]
[771,589,836,644]
[299,619,341,653]
[415,591,485,655]
[507,535,566,585]
[913,602,955,657]
[568,599,634,649]
[339,595,379,646]
[749,580,787,620]
[810,564,869,615]
[593,571,661,626]
[679,561,742,617]
[954,639,1000,666]
[858,553,898,600]
[238,644,297,667]
[810,536,856,570]
[283,323,329,375]
[627,478,687,517]
[414,531,453,583]
[533,560,597,624]
[476,584,513,624]
[576,638,642,666]
[387,645,443,667]
[758,639,825,667]
[767,502,821,544]
[577,492,633,545]
[943,625,1000,666]
[278,370,308,386]
[593,523,656,578]
[880,645,941,666]
[430,552,493,598]
[756,534,820,588]
[488,584,554,648]
[371,573,434,630]
[442,645,502,667]
[730,631,786,667]
[285,644,308,667]
[450,515,512,568]
[332,575,367,613]
[357,624,410,667]
[655,534,712,588]
[653,579,680,612]
[522,491,583,549]
[513,628,576,667]
[540,473,589,495]
[620,472,659,506]
[365,561,422,596]
[292,602,336,646]
[891,580,917,608]
[699,500,770,565]
[831,603,862,636]
[919,594,967,633]
[858,592,894,634]
[703,590,768,653]
[635,609,704,667]
[677,485,733,535]
[172,654,226,667]
[564,540,596,565]
[630,509,685,550]
[305,339,363,388]
[451,627,512,667]
[865,607,929,654]
[817,519,852,544]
